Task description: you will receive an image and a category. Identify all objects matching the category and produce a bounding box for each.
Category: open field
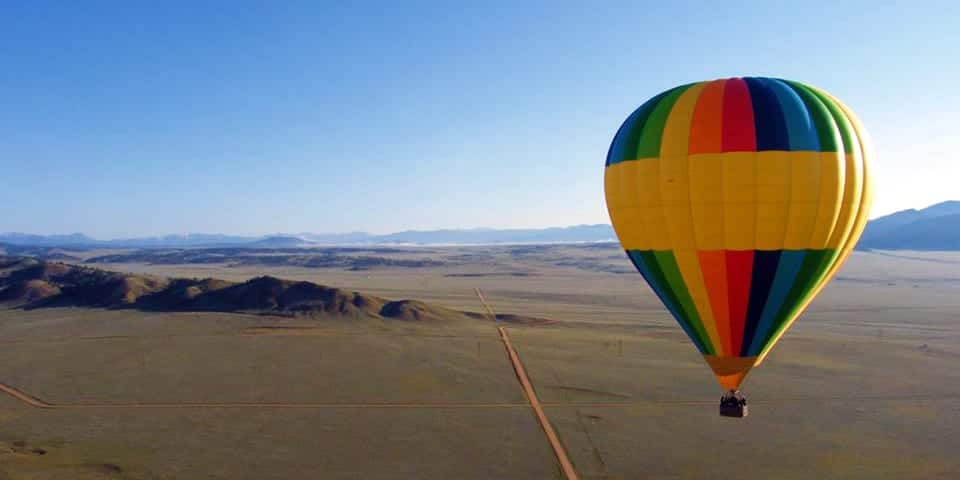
[0,246,958,478]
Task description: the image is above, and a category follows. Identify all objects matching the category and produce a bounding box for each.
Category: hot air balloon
[604,77,872,417]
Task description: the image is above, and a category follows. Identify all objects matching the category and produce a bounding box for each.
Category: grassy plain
[0,246,958,479]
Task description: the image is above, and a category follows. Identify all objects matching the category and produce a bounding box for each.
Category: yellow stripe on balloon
[830,95,874,251]
[817,84,866,251]
[604,160,665,250]
[688,153,726,250]
[658,83,703,251]
[660,157,696,249]
[604,162,620,204]
[673,248,724,355]
[825,152,863,249]
[754,151,792,249]
[660,82,706,156]
[672,151,856,252]
[720,152,758,250]
[780,151,820,249]
[806,151,844,249]
[655,84,724,354]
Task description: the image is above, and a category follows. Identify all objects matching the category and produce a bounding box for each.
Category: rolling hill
[0,256,545,323]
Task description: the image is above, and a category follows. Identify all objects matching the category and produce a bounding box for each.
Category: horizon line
[0,223,615,242]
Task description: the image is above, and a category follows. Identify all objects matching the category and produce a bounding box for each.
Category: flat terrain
[0,246,958,479]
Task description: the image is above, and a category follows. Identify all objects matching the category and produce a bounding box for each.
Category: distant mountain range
[3,201,958,250]
[858,201,960,250]
[0,225,618,248]
[0,233,259,248]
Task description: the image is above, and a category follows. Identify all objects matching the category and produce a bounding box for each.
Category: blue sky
[2,1,957,238]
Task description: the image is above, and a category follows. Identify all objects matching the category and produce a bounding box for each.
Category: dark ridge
[0,256,40,271]
[0,280,61,303]
[379,300,461,322]
[0,243,91,258]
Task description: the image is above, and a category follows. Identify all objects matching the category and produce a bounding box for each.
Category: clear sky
[2,1,957,238]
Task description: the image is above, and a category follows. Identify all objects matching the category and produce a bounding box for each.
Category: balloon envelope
[604,77,872,390]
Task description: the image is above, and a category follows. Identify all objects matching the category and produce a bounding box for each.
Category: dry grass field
[0,246,958,479]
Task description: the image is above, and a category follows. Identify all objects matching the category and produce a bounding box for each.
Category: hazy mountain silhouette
[4,202,957,250]
[249,235,313,247]
[0,225,616,247]
[859,201,960,250]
